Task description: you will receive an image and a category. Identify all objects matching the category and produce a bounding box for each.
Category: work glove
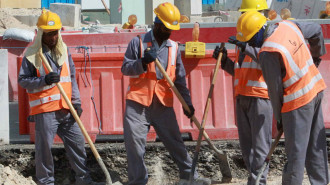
[313,57,321,68]
[277,120,283,131]
[183,105,195,119]
[142,47,157,65]
[45,72,60,85]
[73,104,83,117]
[212,45,228,68]
[228,36,246,52]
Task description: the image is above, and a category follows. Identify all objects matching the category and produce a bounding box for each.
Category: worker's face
[42,30,59,49]
[153,23,172,42]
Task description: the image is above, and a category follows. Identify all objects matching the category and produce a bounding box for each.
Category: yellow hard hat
[239,0,268,12]
[37,9,62,31]
[236,11,267,42]
[154,2,181,30]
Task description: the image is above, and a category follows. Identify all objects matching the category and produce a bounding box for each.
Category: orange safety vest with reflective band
[234,47,269,99]
[260,20,326,112]
[126,36,178,107]
[27,58,72,115]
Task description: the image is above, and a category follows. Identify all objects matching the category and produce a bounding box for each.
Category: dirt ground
[0,139,328,185]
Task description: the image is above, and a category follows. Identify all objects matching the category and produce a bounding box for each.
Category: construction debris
[0,164,36,185]
[0,8,40,35]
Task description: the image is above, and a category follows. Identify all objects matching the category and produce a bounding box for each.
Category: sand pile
[0,8,41,35]
[0,164,36,185]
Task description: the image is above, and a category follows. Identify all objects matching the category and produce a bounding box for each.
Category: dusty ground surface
[0,139,328,185]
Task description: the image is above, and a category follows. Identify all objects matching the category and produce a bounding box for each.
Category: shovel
[255,129,284,185]
[39,51,122,185]
[153,55,232,183]
[189,43,226,183]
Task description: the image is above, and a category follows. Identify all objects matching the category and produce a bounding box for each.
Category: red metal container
[18,50,239,143]
[15,23,330,143]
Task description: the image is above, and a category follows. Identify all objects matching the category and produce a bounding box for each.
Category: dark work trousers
[34,109,92,185]
[282,92,329,185]
[236,96,273,185]
[123,96,197,185]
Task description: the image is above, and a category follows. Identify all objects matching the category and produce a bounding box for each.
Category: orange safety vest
[27,58,72,115]
[234,47,269,99]
[260,20,326,112]
[126,36,178,107]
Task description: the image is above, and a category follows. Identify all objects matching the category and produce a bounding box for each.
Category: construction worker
[236,11,329,185]
[18,10,101,185]
[121,2,210,185]
[212,1,273,184]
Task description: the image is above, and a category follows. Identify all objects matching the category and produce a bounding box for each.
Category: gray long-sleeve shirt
[258,21,326,120]
[18,46,81,105]
[121,30,193,106]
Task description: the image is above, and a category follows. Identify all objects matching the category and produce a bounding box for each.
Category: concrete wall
[14,15,39,27]
[223,0,326,19]
[0,50,9,144]
[82,10,111,24]
[122,0,145,25]
[78,0,110,10]
[145,0,174,25]
[50,3,81,28]
[175,0,202,23]
[110,0,122,24]
[270,0,326,19]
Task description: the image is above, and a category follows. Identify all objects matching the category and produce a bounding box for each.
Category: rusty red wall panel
[6,22,330,101]
[320,24,330,39]
[18,43,330,142]
[1,39,31,101]
[18,51,240,142]
[17,57,30,134]
[14,23,330,143]
[72,51,239,140]
[319,44,330,129]
[171,27,236,44]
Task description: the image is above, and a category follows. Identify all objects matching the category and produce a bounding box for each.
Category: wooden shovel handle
[38,51,100,159]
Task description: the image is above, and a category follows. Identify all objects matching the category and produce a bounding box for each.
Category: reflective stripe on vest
[262,41,314,88]
[126,35,178,107]
[260,20,326,112]
[29,94,61,107]
[27,56,72,115]
[283,73,323,103]
[233,48,268,98]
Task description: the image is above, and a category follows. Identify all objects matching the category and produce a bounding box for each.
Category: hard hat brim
[41,27,61,32]
[163,22,180,30]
